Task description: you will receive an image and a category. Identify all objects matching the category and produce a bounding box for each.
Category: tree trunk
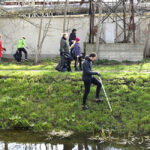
[63,0,69,33]
[35,17,43,64]
[144,24,150,58]
[96,0,102,55]
[123,0,127,42]
[89,0,95,43]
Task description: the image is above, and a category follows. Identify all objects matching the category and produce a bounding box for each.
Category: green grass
[0,68,150,134]
[94,59,150,72]
[0,58,150,72]
[0,58,57,70]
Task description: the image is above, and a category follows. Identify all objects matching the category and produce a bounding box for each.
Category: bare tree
[33,0,53,64]
[35,14,52,64]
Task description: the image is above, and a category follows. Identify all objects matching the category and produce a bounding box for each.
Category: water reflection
[0,130,147,150]
[0,142,104,150]
[0,141,147,150]
[0,143,123,150]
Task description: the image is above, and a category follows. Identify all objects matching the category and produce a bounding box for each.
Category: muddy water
[0,130,149,150]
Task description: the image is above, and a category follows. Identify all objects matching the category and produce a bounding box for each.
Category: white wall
[0,16,89,58]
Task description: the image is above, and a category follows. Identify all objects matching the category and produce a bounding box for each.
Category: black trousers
[18,48,28,62]
[83,77,102,105]
[75,56,82,69]
[66,59,71,71]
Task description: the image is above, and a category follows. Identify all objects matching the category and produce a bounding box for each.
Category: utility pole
[96,0,102,55]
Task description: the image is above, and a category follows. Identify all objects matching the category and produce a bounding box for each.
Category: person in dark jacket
[82,52,103,110]
[69,29,76,46]
[74,37,82,71]
[59,33,71,71]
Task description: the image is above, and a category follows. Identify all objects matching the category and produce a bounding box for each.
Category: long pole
[99,77,112,112]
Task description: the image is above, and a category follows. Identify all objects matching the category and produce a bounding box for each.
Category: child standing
[74,37,82,71]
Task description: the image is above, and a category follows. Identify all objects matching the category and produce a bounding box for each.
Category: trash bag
[13,51,21,62]
[56,52,72,72]
[55,61,63,71]
[63,52,73,61]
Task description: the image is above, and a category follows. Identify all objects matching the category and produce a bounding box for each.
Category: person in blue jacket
[74,37,82,71]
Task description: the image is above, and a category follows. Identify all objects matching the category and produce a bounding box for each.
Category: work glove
[3,48,6,51]
[96,72,101,77]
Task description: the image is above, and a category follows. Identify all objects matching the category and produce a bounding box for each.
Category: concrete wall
[85,43,144,62]
[0,16,89,58]
[0,15,148,60]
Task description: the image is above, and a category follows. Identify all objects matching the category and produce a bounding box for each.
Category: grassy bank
[0,58,150,72]
[0,67,150,135]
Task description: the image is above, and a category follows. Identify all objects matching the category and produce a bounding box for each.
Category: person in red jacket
[0,34,6,62]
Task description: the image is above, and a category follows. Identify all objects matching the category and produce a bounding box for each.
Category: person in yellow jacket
[17,37,28,62]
